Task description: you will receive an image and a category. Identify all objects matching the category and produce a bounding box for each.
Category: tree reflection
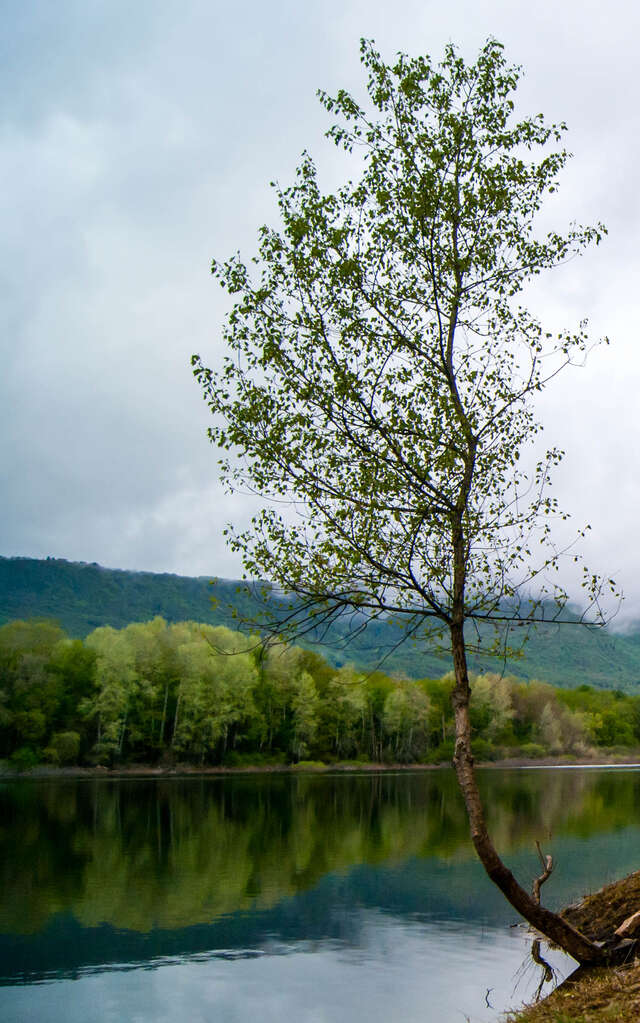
[2,769,640,936]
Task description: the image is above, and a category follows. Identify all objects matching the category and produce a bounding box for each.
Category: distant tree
[84,626,137,762]
[49,639,97,733]
[470,673,515,744]
[194,39,618,962]
[290,670,320,759]
[324,666,368,758]
[0,620,68,760]
[172,624,257,761]
[43,730,81,765]
[382,680,430,761]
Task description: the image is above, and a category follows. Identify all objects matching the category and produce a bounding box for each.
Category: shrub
[424,740,455,764]
[10,746,40,771]
[471,738,498,762]
[43,731,81,765]
[224,751,287,768]
[519,742,547,760]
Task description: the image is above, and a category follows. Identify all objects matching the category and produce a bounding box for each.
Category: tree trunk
[159,680,169,747]
[171,687,182,748]
[118,706,128,757]
[449,620,605,966]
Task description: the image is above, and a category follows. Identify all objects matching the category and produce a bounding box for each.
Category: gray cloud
[1,0,639,619]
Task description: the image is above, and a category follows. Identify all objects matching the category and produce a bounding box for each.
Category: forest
[1,616,640,770]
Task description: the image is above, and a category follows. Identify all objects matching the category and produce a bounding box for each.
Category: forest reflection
[2,769,640,936]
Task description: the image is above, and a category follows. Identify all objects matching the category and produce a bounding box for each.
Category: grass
[505,961,640,1022]
[507,871,640,1022]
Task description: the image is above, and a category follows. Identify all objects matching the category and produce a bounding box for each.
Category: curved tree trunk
[449,620,605,966]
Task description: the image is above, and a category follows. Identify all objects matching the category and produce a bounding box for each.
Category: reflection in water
[3,768,640,936]
[1,769,640,1021]
[530,939,557,1002]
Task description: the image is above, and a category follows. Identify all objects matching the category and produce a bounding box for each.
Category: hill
[1,555,639,690]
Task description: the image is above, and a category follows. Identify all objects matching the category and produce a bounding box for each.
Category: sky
[1,0,639,618]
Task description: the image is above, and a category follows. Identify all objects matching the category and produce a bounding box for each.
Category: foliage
[44,731,81,764]
[193,37,611,663]
[9,745,41,771]
[2,616,640,767]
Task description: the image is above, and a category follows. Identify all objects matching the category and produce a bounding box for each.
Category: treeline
[1,617,640,769]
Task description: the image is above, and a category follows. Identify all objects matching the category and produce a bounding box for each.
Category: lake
[2,767,640,1022]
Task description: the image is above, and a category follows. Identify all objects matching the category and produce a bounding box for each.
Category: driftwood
[615,910,640,940]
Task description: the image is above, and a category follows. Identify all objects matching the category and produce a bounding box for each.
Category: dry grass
[506,871,640,1022]
[505,960,640,1022]
[561,870,640,941]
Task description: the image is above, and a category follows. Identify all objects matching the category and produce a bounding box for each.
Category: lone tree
[194,40,618,964]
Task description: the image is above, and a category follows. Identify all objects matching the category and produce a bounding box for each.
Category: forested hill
[2,555,640,691]
[0,556,262,638]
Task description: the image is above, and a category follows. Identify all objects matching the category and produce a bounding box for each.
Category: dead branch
[532,840,554,905]
[615,909,640,939]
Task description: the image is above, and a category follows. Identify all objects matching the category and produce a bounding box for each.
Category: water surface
[2,768,640,1022]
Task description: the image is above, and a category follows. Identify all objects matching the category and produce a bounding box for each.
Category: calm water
[2,768,640,1022]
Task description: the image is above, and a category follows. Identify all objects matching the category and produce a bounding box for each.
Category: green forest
[2,615,640,771]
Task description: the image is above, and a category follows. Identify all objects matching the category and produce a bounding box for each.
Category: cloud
[0,0,638,620]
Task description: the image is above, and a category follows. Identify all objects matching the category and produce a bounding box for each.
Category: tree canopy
[194,38,610,647]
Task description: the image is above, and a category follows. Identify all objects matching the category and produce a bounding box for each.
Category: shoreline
[509,871,640,1022]
[4,752,640,780]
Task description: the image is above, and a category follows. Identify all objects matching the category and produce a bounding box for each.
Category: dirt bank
[508,872,640,1022]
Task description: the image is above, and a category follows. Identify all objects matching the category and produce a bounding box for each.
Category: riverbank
[3,751,640,779]
[507,962,640,1023]
[508,871,640,1022]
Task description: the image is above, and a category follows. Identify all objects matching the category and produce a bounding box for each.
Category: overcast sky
[1,0,639,618]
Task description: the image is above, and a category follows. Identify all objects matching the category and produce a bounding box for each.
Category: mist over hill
[1,555,639,690]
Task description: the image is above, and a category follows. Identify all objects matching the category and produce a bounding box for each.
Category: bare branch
[532,841,554,906]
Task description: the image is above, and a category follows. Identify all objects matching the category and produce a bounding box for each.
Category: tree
[84,626,137,762]
[193,40,617,963]
[324,666,368,758]
[0,620,68,761]
[172,624,257,761]
[383,680,430,761]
